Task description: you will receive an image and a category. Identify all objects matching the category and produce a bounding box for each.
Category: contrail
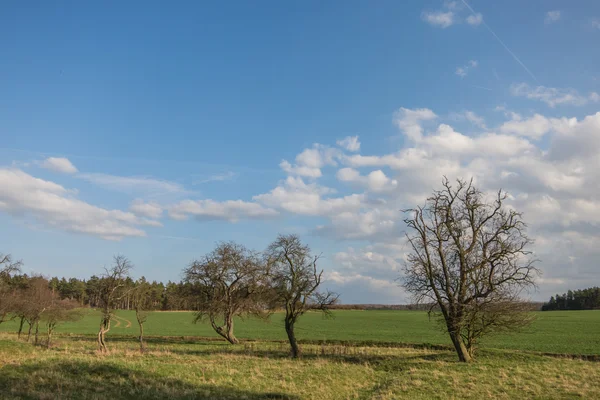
[461,0,538,82]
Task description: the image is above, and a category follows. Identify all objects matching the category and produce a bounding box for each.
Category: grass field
[1,333,599,399]
[1,309,599,355]
[1,310,600,399]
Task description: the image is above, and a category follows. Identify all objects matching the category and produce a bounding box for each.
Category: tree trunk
[285,318,300,359]
[139,322,145,353]
[449,331,472,362]
[26,322,33,343]
[34,321,39,345]
[98,317,111,353]
[47,325,53,349]
[210,313,239,345]
[17,316,25,339]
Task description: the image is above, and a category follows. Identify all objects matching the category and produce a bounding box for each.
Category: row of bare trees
[0,255,82,348]
[183,234,338,358]
[1,178,539,363]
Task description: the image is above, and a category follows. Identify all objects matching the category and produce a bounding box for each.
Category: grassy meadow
[1,310,600,399]
[1,333,600,399]
[1,309,599,355]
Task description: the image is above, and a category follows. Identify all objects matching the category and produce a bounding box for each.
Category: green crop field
[2,309,599,355]
[2,310,600,399]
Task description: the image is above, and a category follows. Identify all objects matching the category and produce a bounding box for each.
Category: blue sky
[2,0,600,303]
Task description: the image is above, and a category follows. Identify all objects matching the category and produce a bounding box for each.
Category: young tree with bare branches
[97,255,133,353]
[43,298,82,348]
[266,234,338,358]
[131,277,151,352]
[184,242,269,344]
[0,253,22,325]
[402,178,539,362]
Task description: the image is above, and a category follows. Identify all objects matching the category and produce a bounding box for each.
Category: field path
[112,316,132,329]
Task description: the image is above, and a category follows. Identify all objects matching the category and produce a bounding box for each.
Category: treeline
[0,235,338,358]
[542,287,600,311]
[47,276,203,311]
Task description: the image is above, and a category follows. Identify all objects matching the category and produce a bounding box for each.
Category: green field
[2,310,600,399]
[1,333,600,399]
[2,309,599,355]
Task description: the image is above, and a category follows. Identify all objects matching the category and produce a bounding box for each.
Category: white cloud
[455,60,478,78]
[0,168,158,240]
[168,199,278,222]
[466,13,483,26]
[77,173,187,196]
[499,113,553,139]
[336,168,398,193]
[510,83,598,107]
[593,19,600,30]
[545,11,561,24]
[279,145,340,178]
[129,200,163,219]
[254,176,363,216]
[336,136,361,152]
[41,157,78,174]
[421,11,455,28]
[192,171,235,184]
[393,107,437,141]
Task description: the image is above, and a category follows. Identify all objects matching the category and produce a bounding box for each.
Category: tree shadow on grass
[0,360,299,400]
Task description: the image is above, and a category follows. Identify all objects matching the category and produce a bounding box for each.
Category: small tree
[402,178,538,362]
[18,276,54,344]
[97,255,133,353]
[184,242,269,344]
[43,298,82,348]
[132,278,151,352]
[266,234,338,358]
[0,253,22,325]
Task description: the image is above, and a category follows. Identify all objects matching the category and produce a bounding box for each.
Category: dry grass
[1,333,599,399]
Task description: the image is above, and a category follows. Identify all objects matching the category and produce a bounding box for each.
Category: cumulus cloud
[336,136,361,152]
[336,168,398,193]
[455,60,478,78]
[168,199,278,222]
[0,168,159,240]
[499,113,553,139]
[466,13,483,26]
[129,200,163,219]
[545,11,561,24]
[421,11,455,28]
[254,176,363,216]
[41,157,78,174]
[510,83,599,107]
[279,145,340,178]
[393,107,437,141]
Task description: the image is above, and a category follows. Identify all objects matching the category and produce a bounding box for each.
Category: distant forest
[7,274,203,311]
[6,273,546,311]
[542,287,600,311]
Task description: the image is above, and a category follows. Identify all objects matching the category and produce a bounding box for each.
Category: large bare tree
[266,234,338,358]
[184,242,269,344]
[403,178,538,362]
[97,255,133,353]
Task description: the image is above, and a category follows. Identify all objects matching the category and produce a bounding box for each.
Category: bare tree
[20,276,54,344]
[402,178,539,362]
[97,255,133,353]
[42,298,82,348]
[132,278,151,352]
[0,253,22,325]
[184,242,269,344]
[266,234,338,358]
